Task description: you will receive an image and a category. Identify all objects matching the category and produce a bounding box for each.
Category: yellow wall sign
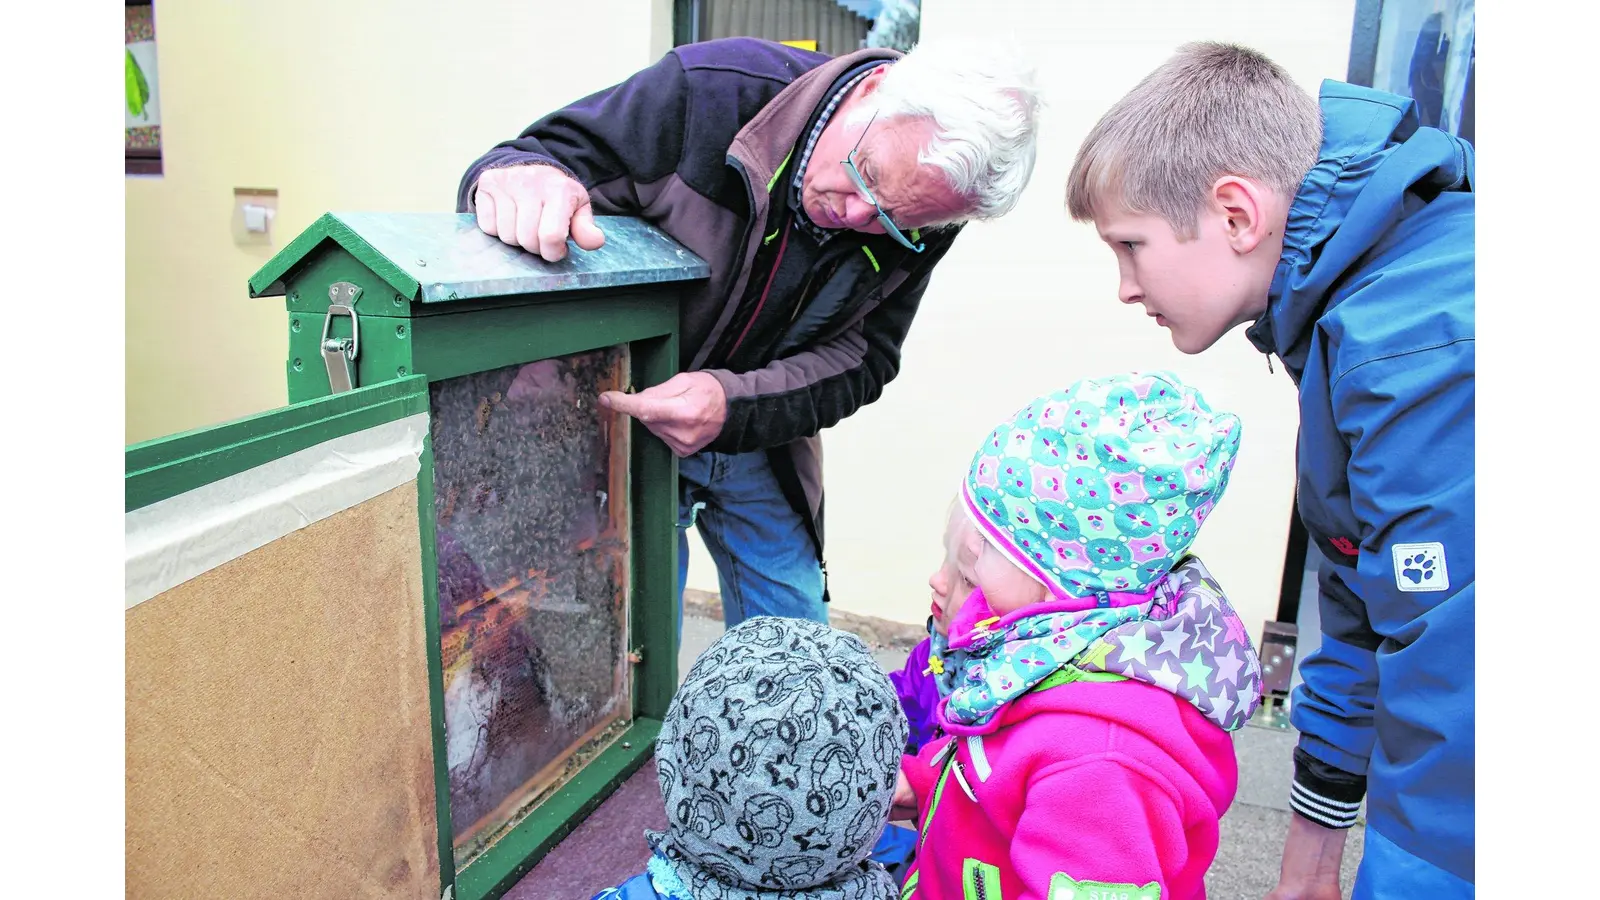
[781,40,818,51]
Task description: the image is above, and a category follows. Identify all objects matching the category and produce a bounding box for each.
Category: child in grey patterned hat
[591,616,911,900]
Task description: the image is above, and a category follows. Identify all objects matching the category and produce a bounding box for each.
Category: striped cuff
[1290,781,1363,829]
[1290,746,1366,830]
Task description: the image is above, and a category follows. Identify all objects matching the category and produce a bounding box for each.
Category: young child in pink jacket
[895,371,1265,900]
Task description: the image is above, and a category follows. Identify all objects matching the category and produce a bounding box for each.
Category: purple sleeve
[889,638,941,753]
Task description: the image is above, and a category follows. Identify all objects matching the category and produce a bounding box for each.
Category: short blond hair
[1065,42,1322,238]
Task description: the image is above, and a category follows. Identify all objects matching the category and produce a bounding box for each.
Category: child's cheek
[934,605,957,636]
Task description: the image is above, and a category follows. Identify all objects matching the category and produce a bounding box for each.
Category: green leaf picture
[126,48,150,121]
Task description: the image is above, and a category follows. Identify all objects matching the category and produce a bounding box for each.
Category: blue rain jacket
[1245,81,1474,899]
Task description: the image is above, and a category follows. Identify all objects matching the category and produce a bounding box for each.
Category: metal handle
[320,282,363,393]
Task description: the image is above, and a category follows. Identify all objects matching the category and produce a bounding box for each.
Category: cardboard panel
[127,482,439,899]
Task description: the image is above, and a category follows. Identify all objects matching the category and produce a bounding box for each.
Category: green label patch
[1048,873,1160,900]
[963,858,1002,899]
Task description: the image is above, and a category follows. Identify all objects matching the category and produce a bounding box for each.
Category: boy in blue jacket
[1064,42,1474,900]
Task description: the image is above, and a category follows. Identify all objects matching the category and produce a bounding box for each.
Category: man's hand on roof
[474,164,606,262]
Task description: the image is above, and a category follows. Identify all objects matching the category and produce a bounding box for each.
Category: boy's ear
[1210,176,1273,254]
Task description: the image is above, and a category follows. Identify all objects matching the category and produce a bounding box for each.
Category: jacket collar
[1246,81,1433,377]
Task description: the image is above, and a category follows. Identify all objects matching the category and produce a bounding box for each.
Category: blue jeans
[676,450,826,632]
[870,823,918,886]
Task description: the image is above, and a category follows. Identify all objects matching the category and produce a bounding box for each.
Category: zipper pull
[951,759,979,803]
[1266,355,1275,375]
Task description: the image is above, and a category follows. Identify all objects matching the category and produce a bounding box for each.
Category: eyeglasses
[842,111,925,253]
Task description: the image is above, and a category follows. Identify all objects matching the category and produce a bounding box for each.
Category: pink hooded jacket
[901,558,1262,900]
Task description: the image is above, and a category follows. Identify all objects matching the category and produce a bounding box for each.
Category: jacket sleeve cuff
[1290,746,1366,830]
[485,153,577,182]
[702,369,765,455]
[460,150,579,212]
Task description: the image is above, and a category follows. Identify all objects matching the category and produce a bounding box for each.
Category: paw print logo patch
[1392,541,1449,593]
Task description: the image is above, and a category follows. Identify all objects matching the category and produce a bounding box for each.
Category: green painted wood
[455,718,662,900]
[408,293,676,386]
[275,253,420,404]
[252,217,692,893]
[416,433,458,900]
[248,212,423,301]
[276,262,675,405]
[279,249,417,319]
[396,285,681,319]
[631,333,680,722]
[279,252,681,323]
[285,303,418,405]
[125,376,430,511]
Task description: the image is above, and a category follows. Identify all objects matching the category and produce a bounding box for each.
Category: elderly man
[457,37,1039,629]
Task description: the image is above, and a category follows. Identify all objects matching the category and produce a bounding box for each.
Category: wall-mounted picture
[126,3,162,173]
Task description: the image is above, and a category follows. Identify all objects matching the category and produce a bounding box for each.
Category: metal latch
[321,282,363,393]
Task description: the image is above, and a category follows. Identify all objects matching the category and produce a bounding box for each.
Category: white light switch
[233,187,279,248]
[242,203,274,233]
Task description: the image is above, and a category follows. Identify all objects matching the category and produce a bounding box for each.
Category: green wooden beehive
[247,213,708,899]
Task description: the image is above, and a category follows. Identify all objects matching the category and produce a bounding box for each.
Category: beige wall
[685,0,1355,637]
[126,0,672,444]
[127,0,1351,635]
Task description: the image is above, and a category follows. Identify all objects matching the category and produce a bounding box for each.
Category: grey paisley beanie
[647,616,909,900]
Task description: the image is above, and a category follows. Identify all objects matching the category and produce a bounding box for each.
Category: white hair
[859,39,1042,223]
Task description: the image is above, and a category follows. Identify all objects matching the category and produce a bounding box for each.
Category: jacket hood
[650,617,906,900]
[1072,555,1265,732]
[1246,80,1474,374]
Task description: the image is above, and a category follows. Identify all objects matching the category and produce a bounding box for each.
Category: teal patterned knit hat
[962,371,1242,607]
